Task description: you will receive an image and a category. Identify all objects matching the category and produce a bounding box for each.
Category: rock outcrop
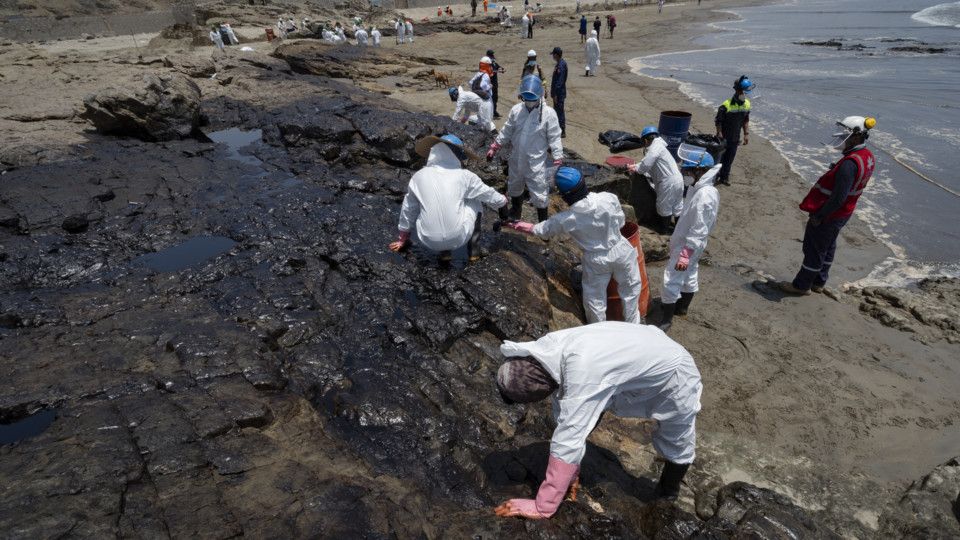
[80,72,202,141]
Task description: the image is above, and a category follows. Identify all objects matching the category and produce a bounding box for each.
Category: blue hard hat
[680,151,715,169]
[736,76,755,92]
[448,87,459,101]
[640,125,658,138]
[518,75,544,101]
[440,133,464,147]
[555,166,583,193]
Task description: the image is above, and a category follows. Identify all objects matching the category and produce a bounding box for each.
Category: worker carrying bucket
[507,167,643,324]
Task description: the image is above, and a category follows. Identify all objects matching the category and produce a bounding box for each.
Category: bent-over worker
[628,125,684,232]
[493,322,703,518]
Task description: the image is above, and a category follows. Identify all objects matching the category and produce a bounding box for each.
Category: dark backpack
[471,74,491,100]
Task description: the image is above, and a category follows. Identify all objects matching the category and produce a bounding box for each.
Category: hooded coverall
[494,101,563,209]
[632,136,684,218]
[398,144,506,251]
[662,165,720,303]
[532,192,642,324]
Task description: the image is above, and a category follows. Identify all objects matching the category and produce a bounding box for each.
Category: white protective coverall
[404,20,414,42]
[585,30,601,73]
[632,136,683,218]
[223,24,239,45]
[397,144,507,251]
[501,321,702,465]
[533,192,642,324]
[467,72,496,132]
[336,27,346,42]
[395,19,405,44]
[355,27,369,46]
[494,101,563,209]
[209,30,224,50]
[520,14,530,37]
[371,28,382,46]
[452,87,485,127]
[663,165,721,303]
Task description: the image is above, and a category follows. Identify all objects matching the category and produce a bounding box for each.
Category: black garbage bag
[598,130,646,153]
[683,133,727,160]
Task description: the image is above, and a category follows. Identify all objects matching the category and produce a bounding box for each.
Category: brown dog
[432,69,451,88]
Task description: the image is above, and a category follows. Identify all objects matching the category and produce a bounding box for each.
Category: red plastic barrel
[606,222,650,319]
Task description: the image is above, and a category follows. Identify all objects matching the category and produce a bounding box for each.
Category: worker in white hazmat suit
[395,18,405,44]
[404,19,414,43]
[223,23,239,45]
[520,13,530,37]
[370,27,381,47]
[659,149,721,332]
[354,26,369,46]
[508,167,643,324]
[486,75,563,223]
[584,29,600,76]
[389,135,507,261]
[448,87,489,130]
[335,24,346,42]
[493,322,703,519]
[467,57,496,132]
[209,26,224,50]
[628,126,684,232]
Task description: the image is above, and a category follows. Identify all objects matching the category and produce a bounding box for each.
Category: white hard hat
[480,56,492,64]
[838,115,876,132]
[527,49,537,57]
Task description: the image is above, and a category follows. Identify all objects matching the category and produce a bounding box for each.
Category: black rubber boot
[537,207,549,223]
[495,204,509,231]
[675,292,694,317]
[468,213,483,261]
[509,196,524,221]
[659,215,675,234]
[655,461,690,501]
[659,302,676,333]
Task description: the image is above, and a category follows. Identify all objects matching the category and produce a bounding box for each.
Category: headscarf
[496,357,558,404]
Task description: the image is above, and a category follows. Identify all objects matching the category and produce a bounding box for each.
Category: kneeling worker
[659,148,721,332]
[493,321,703,519]
[628,126,684,233]
[448,86,488,130]
[508,167,642,324]
[389,134,507,261]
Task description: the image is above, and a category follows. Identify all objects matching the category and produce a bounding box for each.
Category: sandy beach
[1,0,958,537]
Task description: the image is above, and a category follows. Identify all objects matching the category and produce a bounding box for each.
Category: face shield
[824,124,854,149]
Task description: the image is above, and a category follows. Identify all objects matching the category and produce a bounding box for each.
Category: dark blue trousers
[792,217,849,290]
[718,139,739,182]
[553,96,565,131]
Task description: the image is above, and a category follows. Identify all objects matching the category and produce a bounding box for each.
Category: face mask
[524,99,540,110]
[683,173,697,187]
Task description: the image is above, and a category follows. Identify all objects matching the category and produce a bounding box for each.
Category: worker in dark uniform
[487,49,505,119]
[778,116,877,295]
[714,75,754,186]
[549,47,568,138]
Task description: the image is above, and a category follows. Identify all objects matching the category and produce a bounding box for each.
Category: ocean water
[630,0,960,286]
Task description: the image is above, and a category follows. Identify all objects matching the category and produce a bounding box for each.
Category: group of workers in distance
[389,61,878,518]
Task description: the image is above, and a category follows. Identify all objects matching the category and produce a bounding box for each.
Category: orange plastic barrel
[606,222,650,319]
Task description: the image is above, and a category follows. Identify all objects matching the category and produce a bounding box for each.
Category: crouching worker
[493,321,703,519]
[508,167,642,324]
[659,149,721,332]
[389,134,507,261]
[486,75,564,223]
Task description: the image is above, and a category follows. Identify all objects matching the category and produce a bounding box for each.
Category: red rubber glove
[509,221,535,233]
[486,142,501,161]
[494,456,580,519]
[675,246,693,271]
[389,230,410,252]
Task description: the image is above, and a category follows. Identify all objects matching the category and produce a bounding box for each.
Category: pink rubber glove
[494,456,580,519]
[486,142,502,161]
[676,246,694,271]
[509,221,535,233]
[389,230,410,252]
[552,158,563,167]
[627,163,639,173]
